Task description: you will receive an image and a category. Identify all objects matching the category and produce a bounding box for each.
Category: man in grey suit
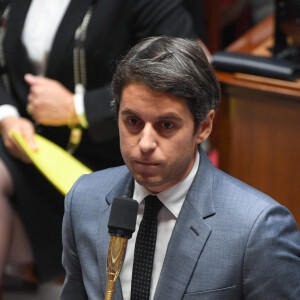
[61,36,300,299]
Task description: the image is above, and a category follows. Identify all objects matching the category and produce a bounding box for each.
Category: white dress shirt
[120,151,200,300]
[22,0,71,76]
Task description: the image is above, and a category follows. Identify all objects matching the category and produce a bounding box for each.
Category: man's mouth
[134,160,160,167]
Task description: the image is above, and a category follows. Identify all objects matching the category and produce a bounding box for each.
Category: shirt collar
[133,150,200,218]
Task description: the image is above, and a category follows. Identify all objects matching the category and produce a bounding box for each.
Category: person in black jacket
[0,0,198,288]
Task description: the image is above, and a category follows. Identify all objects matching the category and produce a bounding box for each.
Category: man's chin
[134,175,173,194]
[134,175,163,189]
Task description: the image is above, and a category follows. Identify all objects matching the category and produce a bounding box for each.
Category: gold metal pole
[105,236,127,300]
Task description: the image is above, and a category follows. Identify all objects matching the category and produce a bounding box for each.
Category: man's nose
[139,123,157,153]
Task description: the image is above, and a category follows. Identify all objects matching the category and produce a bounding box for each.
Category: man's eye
[128,118,139,125]
[163,122,174,129]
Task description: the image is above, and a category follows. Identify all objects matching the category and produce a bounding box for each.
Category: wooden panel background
[213,15,300,226]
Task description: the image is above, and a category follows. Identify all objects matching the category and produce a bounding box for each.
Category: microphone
[105,197,138,300]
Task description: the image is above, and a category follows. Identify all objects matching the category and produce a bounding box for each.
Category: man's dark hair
[111,36,220,129]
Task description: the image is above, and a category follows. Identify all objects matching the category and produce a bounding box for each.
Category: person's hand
[0,116,37,163]
[24,74,77,126]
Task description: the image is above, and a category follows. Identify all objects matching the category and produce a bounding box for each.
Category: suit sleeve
[0,77,18,107]
[131,0,197,40]
[243,204,300,299]
[61,181,88,300]
[83,84,118,143]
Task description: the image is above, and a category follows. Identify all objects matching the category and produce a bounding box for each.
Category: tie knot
[143,195,163,220]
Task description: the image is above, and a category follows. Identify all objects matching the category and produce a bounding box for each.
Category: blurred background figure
[249,0,274,24]
[0,0,200,296]
[203,0,275,52]
[0,0,9,15]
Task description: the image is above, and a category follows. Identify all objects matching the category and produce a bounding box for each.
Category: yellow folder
[10,131,92,195]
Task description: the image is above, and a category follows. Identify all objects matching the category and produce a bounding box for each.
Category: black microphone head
[108,197,139,239]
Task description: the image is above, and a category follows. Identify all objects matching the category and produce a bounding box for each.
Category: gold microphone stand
[105,236,128,300]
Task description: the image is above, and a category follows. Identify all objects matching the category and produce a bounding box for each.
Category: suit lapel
[154,149,216,299]
[46,0,93,78]
[95,149,216,299]
[5,0,30,36]
[96,170,134,299]
[5,0,31,51]
[5,0,33,102]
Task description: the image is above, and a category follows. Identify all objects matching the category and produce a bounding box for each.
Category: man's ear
[195,109,215,144]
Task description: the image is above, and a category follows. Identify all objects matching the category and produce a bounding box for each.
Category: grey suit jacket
[61,149,300,299]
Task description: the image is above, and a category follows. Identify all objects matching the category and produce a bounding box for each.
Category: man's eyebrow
[120,109,183,122]
[157,113,183,122]
[120,109,140,117]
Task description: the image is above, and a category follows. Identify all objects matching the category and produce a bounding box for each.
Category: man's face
[118,83,213,194]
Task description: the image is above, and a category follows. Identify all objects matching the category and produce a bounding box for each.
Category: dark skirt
[0,138,65,282]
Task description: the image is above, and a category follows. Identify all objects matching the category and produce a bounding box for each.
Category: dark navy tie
[131,195,163,300]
